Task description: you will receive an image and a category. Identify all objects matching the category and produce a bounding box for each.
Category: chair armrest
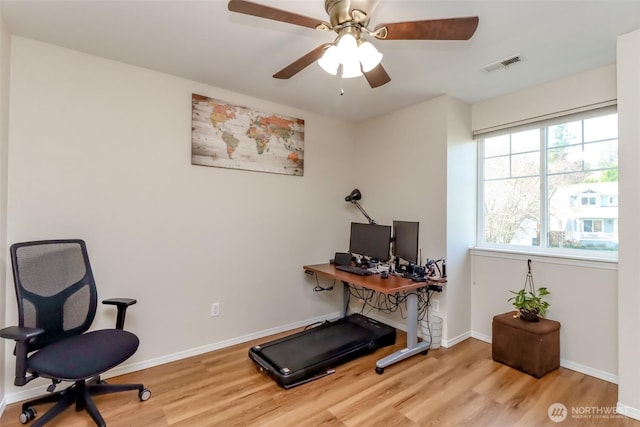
[0,325,44,342]
[102,298,137,330]
[0,326,45,386]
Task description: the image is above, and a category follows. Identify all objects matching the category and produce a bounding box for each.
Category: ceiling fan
[227,0,479,88]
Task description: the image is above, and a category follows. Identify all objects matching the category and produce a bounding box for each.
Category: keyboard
[335,265,373,276]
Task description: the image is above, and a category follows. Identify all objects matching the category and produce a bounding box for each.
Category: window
[580,196,597,206]
[477,107,618,257]
[582,219,603,233]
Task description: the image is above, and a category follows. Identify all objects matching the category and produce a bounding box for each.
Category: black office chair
[0,240,150,426]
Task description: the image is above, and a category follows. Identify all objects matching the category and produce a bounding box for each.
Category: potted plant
[508,287,550,322]
[508,259,550,322]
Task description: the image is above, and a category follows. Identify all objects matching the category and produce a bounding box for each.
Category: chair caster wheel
[375,367,384,375]
[421,349,429,355]
[139,388,151,401]
[19,407,36,424]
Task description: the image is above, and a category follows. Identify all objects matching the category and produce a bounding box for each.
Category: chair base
[21,377,147,427]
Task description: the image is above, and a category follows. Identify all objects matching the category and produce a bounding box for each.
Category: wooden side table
[492,311,560,378]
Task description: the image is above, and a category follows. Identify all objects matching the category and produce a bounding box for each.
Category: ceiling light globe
[358,41,383,72]
[342,57,363,78]
[318,45,340,75]
[337,33,358,63]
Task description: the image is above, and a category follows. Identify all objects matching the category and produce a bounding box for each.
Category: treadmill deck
[249,314,396,388]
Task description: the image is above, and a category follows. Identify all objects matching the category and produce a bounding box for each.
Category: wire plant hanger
[508,259,550,322]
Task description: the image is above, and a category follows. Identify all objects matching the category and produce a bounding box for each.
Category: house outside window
[477,106,618,258]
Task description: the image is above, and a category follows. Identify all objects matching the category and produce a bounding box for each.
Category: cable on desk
[417,287,433,322]
[348,285,375,305]
[344,284,438,338]
[378,293,402,314]
[347,285,408,317]
[360,291,401,317]
[312,275,335,292]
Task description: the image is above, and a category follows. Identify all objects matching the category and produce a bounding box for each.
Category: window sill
[470,247,618,270]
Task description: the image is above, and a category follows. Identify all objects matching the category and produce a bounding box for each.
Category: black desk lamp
[345,188,376,224]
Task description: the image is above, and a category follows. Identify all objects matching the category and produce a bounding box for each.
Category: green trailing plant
[508,287,550,317]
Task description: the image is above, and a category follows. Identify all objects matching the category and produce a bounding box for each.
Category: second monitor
[393,220,419,264]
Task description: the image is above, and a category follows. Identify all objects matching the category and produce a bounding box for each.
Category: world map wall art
[191,93,305,176]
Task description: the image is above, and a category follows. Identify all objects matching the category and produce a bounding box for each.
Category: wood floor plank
[1,330,638,427]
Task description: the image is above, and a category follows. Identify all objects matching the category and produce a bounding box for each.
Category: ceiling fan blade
[374,16,479,40]
[273,44,332,80]
[228,0,329,30]
[363,63,391,88]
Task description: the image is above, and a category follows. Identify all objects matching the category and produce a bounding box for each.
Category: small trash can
[430,315,442,349]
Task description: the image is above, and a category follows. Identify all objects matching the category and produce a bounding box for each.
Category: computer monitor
[393,220,419,264]
[349,222,392,262]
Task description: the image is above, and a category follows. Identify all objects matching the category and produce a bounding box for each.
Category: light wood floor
[1,330,638,427]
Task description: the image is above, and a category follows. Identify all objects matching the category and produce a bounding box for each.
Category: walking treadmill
[249,314,396,388]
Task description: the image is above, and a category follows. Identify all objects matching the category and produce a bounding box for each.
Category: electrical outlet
[210,302,220,317]
[432,299,440,312]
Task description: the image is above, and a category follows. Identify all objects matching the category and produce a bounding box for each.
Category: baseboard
[0,396,6,421]
[3,311,341,405]
[617,402,640,421]
[470,330,618,384]
[445,331,471,348]
[560,359,618,384]
[471,331,492,343]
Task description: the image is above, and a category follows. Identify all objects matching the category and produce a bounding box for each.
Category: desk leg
[375,292,429,373]
[341,281,349,318]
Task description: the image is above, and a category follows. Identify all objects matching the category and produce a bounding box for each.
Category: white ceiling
[1,0,639,123]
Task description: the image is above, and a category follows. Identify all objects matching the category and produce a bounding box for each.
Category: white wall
[470,64,620,382]
[352,96,448,257]
[617,28,640,419]
[444,98,474,344]
[351,95,473,344]
[0,6,10,411]
[472,64,617,132]
[471,253,618,380]
[3,36,356,398]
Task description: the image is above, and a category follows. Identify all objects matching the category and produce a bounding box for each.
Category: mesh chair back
[10,240,98,351]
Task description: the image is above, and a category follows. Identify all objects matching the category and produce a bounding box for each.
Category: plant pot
[519,309,540,322]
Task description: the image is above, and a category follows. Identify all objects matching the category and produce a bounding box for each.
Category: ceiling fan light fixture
[336,32,359,63]
[228,0,480,89]
[358,40,382,72]
[318,45,340,75]
[342,57,363,78]
[318,31,365,78]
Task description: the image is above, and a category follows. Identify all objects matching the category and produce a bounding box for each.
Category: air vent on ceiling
[481,54,524,72]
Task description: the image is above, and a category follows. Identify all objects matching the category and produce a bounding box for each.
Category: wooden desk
[303,263,443,373]
[304,263,430,295]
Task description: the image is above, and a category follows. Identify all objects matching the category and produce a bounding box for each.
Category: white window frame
[475,105,618,261]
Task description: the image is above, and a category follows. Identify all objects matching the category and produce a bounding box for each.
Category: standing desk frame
[303,263,442,373]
